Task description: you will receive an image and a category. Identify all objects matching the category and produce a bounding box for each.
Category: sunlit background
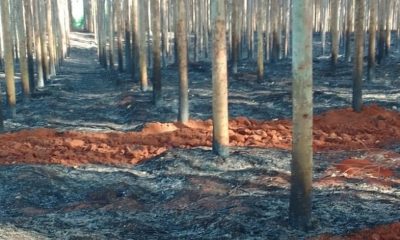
[71,0,84,29]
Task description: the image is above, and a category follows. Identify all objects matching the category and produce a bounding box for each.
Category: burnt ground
[0,32,399,239]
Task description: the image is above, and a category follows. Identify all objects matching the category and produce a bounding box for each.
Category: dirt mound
[0,105,399,166]
[316,222,400,240]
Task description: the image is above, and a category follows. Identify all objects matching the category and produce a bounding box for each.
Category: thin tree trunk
[368,0,377,81]
[47,0,56,77]
[33,0,45,88]
[0,0,15,120]
[116,0,124,72]
[231,0,239,73]
[211,0,229,157]
[24,0,35,90]
[38,0,49,81]
[352,0,365,112]
[289,0,313,230]
[16,0,30,97]
[124,0,132,73]
[256,0,264,82]
[330,0,340,72]
[345,0,354,62]
[176,0,189,123]
[139,0,148,91]
[151,0,162,105]
[131,0,140,81]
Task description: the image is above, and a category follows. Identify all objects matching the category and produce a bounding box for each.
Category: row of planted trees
[87,0,400,229]
[0,0,71,129]
[0,0,399,230]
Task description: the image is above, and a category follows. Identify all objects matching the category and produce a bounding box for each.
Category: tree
[256,0,265,82]
[33,0,45,87]
[151,0,162,106]
[23,0,35,90]
[231,0,240,74]
[15,0,30,97]
[211,0,229,157]
[138,0,148,91]
[176,0,189,123]
[289,0,313,230]
[46,0,57,77]
[344,0,354,62]
[1,0,17,117]
[352,0,365,112]
[368,0,377,82]
[330,0,340,72]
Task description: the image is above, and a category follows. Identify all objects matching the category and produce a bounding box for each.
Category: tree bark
[256,0,264,82]
[289,0,313,230]
[211,0,229,157]
[352,0,365,112]
[176,0,189,123]
[368,0,377,82]
[15,0,30,97]
[151,0,162,105]
[330,0,340,72]
[138,0,148,91]
[0,0,15,120]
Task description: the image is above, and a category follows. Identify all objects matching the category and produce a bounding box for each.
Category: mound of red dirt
[316,222,400,240]
[0,105,399,166]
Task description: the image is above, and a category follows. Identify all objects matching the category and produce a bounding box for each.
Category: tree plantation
[0,0,399,239]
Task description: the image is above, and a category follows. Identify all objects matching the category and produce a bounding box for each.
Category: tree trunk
[368,0,377,82]
[15,0,30,97]
[139,0,148,91]
[352,0,365,112]
[211,0,229,157]
[330,0,340,72]
[289,0,313,230]
[151,0,162,106]
[0,0,15,120]
[344,0,354,62]
[231,0,239,73]
[33,0,45,88]
[46,0,56,77]
[131,0,140,81]
[124,0,132,73]
[24,0,35,91]
[176,0,189,123]
[116,0,124,73]
[256,0,264,82]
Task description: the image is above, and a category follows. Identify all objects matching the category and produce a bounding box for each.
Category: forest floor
[0,32,399,239]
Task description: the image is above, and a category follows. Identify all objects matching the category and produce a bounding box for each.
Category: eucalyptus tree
[176,0,189,123]
[330,0,340,72]
[211,0,229,157]
[289,0,313,230]
[352,0,365,112]
[151,0,162,105]
[124,0,132,73]
[131,0,140,81]
[47,0,57,77]
[0,0,16,118]
[15,0,30,97]
[33,0,45,87]
[38,0,49,81]
[231,0,240,73]
[368,0,377,81]
[344,0,354,62]
[256,0,265,82]
[115,0,124,72]
[138,0,148,91]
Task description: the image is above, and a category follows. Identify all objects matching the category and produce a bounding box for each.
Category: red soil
[316,222,400,240]
[0,105,399,166]
[1,105,399,238]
